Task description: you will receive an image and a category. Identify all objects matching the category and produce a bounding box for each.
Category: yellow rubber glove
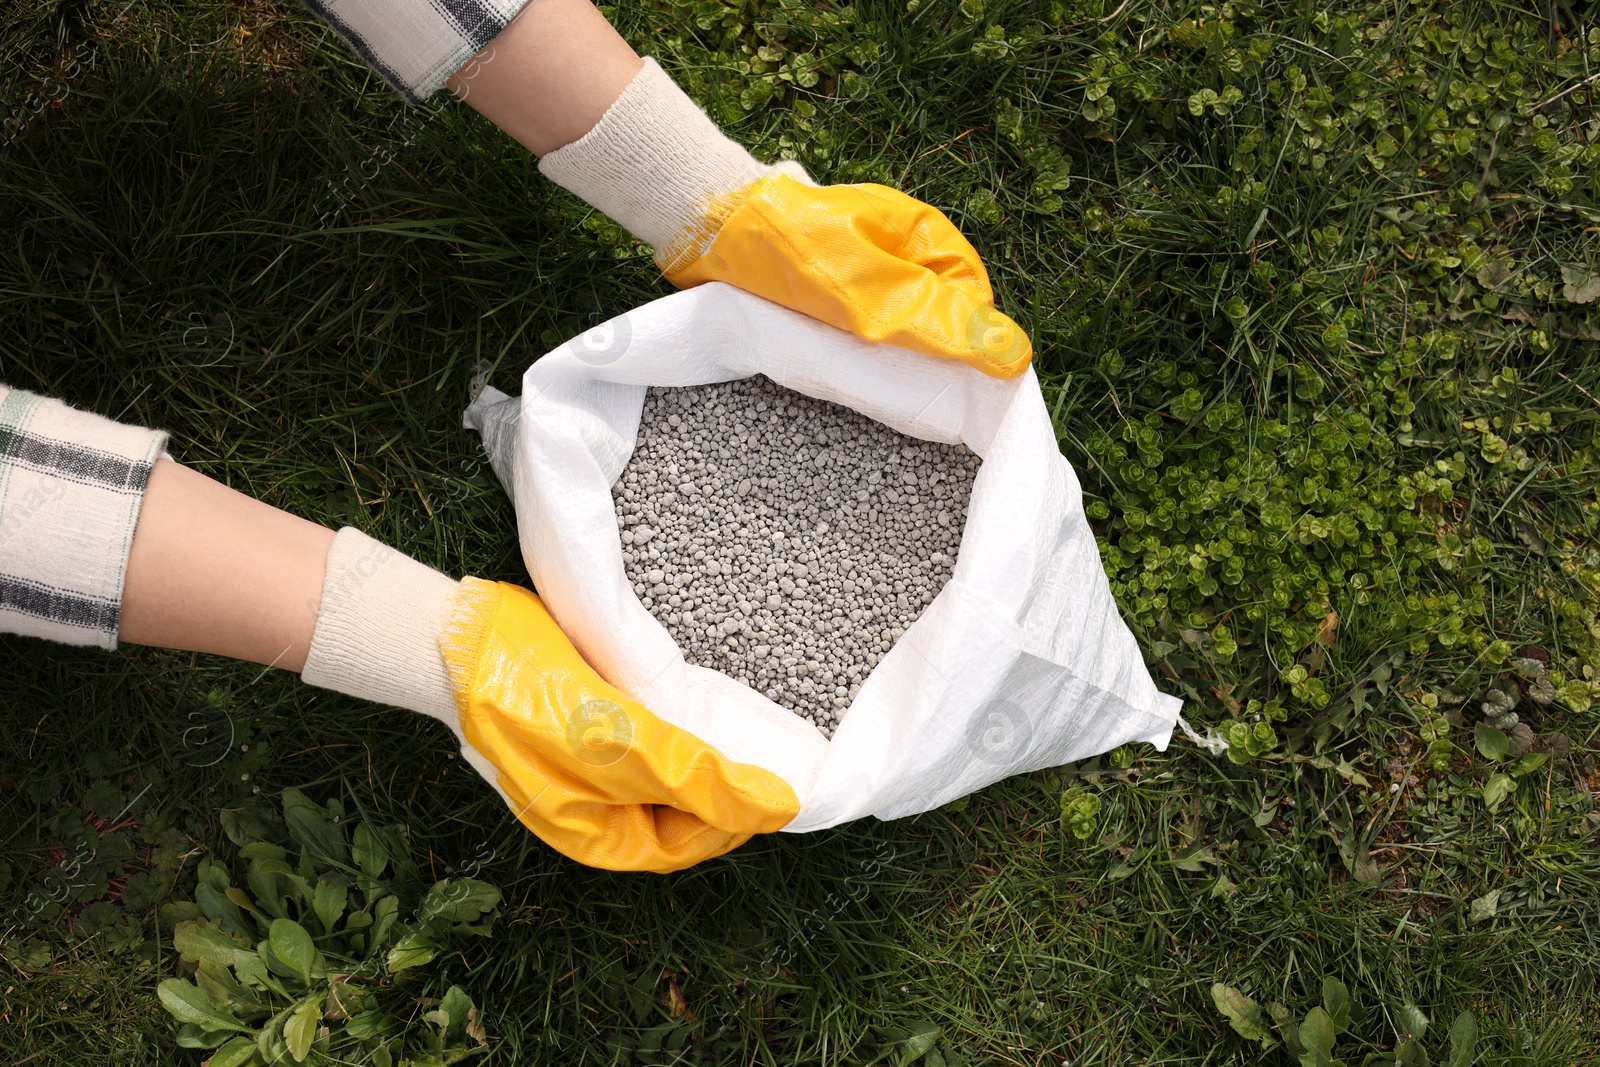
[436,578,799,873]
[661,173,1033,379]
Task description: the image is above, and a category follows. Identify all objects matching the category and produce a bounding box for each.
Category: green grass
[2,0,1599,1063]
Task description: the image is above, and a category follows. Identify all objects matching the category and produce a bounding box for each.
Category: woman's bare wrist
[445,0,643,157]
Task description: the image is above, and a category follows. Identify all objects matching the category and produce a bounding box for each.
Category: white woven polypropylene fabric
[463,284,1182,832]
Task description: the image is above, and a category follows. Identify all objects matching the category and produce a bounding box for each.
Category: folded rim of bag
[464,283,1181,833]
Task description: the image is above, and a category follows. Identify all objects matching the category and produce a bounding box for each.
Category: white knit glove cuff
[302,528,460,731]
[538,57,810,263]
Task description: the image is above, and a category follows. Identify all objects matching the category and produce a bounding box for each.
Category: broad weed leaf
[386,931,438,973]
[160,900,204,927]
[221,806,279,850]
[1321,977,1351,1032]
[1473,724,1509,761]
[252,858,311,912]
[1482,773,1515,812]
[896,1020,942,1067]
[231,951,275,992]
[1269,1002,1304,1055]
[269,918,317,983]
[1448,1012,1478,1067]
[1210,983,1274,1044]
[284,995,323,1062]
[246,862,286,920]
[371,894,400,947]
[195,960,266,1018]
[256,1018,287,1063]
[1297,1046,1337,1067]
[260,939,301,983]
[206,1036,260,1067]
[1560,264,1600,304]
[176,1022,233,1048]
[196,883,250,935]
[1299,1006,1336,1055]
[1397,1004,1429,1041]
[418,878,500,925]
[351,822,389,880]
[345,1011,392,1040]
[282,787,349,868]
[198,857,232,893]
[1509,751,1548,778]
[174,919,256,970]
[238,842,287,862]
[157,977,251,1033]
[439,985,473,1032]
[313,876,349,936]
[224,888,259,918]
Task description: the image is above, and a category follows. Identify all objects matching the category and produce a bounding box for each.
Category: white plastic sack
[463,282,1182,832]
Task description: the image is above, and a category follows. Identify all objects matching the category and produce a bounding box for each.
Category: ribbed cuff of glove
[538,57,810,269]
[301,528,460,731]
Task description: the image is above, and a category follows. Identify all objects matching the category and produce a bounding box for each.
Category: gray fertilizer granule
[611,374,978,737]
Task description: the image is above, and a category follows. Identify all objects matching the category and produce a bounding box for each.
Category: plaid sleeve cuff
[303,0,533,103]
[0,386,168,650]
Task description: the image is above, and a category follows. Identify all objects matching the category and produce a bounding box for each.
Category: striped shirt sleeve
[302,0,533,104]
[0,385,168,650]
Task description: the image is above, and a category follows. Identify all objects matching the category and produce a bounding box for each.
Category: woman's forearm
[445,0,643,156]
[120,2,641,669]
[119,460,335,671]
